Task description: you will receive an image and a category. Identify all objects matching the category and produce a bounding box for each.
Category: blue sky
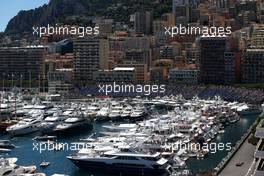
[0,0,49,32]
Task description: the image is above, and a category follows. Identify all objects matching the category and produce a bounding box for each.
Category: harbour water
[186,113,259,174]
[0,112,260,176]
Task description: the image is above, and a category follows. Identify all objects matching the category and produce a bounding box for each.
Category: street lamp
[20,74,23,90]
[11,73,14,88]
[2,73,5,91]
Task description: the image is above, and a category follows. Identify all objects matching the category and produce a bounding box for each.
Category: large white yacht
[38,113,65,134]
[0,157,38,175]
[130,108,147,121]
[67,148,171,176]
[102,123,137,132]
[108,106,123,120]
[53,118,91,134]
[121,106,133,119]
[6,117,43,135]
[95,107,110,121]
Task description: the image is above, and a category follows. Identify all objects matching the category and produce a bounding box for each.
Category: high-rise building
[169,67,198,84]
[162,13,176,26]
[199,37,227,84]
[159,43,182,60]
[185,47,200,65]
[242,49,264,83]
[153,20,166,35]
[117,61,148,83]
[250,24,264,49]
[99,38,109,70]
[93,67,136,84]
[173,0,185,13]
[124,49,151,69]
[73,37,100,85]
[224,51,241,84]
[0,46,47,87]
[134,11,153,35]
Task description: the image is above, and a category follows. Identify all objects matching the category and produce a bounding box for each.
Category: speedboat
[67,147,171,176]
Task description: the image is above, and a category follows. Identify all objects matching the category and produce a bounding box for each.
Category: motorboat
[0,120,18,132]
[102,123,137,132]
[121,106,133,119]
[38,114,65,134]
[130,108,147,121]
[0,157,37,175]
[108,106,123,120]
[0,140,15,149]
[6,117,43,135]
[33,135,57,141]
[95,107,110,121]
[67,147,171,176]
[53,118,91,134]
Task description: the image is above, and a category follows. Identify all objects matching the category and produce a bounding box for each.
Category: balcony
[255,139,264,159]
[254,159,264,176]
[255,119,264,138]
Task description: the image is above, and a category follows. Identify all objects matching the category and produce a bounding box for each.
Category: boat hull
[7,126,38,136]
[68,158,169,176]
[52,122,92,136]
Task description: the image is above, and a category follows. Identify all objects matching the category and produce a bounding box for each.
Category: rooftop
[113,67,135,71]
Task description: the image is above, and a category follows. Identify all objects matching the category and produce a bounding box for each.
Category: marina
[0,91,262,175]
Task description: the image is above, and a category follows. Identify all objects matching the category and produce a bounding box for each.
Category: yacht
[53,118,91,134]
[0,140,15,149]
[0,157,37,175]
[108,106,123,120]
[130,108,147,121]
[38,114,65,134]
[95,107,110,121]
[85,104,100,118]
[6,117,43,135]
[0,120,17,132]
[67,148,171,176]
[102,123,137,132]
[121,106,133,119]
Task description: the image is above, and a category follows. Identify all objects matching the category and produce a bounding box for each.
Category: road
[218,137,256,176]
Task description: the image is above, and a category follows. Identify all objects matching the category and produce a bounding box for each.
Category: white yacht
[53,118,91,134]
[38,114,65,134]
[130,108,146,121]
[95,107,110,121]
[108,106,123,120]
[102,123,137,132]
[121,106,133,119]
[67,148,171,176]
[84,104,100,118]
[0,157,37,175]
[6,117,43,135]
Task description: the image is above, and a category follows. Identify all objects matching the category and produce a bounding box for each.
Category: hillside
[5,0,171,35]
